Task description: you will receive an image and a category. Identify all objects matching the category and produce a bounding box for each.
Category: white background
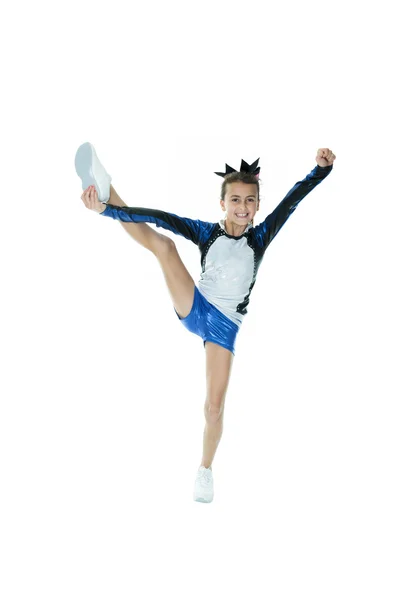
[1,0,399,598]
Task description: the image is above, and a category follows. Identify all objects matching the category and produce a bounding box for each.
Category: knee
[204,396,225,422]
[157,235,175,254]
[150,233,175,258]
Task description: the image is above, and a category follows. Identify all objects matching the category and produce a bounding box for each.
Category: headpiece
[214,158,260,179]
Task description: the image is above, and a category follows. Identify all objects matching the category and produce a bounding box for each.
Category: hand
[316,148,336,167]
[81,185,106,213]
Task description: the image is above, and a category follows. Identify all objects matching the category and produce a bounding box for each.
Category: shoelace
[197,468,212,486]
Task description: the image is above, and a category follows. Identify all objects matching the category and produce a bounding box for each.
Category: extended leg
[109,185,195,319]
[109,185,165,252]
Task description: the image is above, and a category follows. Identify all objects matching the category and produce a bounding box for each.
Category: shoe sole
[193,488,214,502]
[75,142,110,202]
[75,142,95,189]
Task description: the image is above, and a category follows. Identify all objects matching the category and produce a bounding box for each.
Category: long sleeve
[99,204,215,246]
[253,164,333,249]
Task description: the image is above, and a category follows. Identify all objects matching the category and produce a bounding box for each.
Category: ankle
[109,185,127,207]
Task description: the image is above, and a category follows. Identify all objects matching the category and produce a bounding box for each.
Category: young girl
[75,142,336,503]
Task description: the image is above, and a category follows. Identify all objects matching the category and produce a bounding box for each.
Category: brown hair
[220,171,261,225]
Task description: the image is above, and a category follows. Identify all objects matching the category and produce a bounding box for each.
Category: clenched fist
[316,148,336,168]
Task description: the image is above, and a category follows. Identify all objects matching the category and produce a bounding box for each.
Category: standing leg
[201,342,234,469]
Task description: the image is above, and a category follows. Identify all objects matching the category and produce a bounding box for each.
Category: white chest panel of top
[202,235,254,289]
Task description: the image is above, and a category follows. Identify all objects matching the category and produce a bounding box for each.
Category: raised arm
[253,162,333,249]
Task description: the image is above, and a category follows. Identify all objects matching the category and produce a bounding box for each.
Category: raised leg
[109,185,166,252]
[109,185,195,319]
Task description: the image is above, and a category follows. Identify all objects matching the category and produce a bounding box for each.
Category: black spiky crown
[214,158,261,179]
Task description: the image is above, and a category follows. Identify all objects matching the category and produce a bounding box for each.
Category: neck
[224,218,250,237]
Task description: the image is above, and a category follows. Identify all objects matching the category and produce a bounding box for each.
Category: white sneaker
[193,466,214,503]
[74,142,112,203]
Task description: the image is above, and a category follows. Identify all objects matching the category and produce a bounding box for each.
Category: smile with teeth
[236,213,248,217]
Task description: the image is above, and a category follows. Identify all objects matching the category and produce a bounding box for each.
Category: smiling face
[220,181,260,235]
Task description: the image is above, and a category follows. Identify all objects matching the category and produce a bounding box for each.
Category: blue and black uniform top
[100,164,333,326]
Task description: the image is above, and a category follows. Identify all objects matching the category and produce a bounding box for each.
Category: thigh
[204,341,235,412]
[156,237,196,319]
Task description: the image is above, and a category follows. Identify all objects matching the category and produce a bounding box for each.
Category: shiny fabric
[174,286,240,355]
[101,164,333,327]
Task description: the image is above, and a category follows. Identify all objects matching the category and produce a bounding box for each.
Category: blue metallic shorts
[174,286,240,355]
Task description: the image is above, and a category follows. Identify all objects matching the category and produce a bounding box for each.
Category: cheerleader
[75,142,335,502]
